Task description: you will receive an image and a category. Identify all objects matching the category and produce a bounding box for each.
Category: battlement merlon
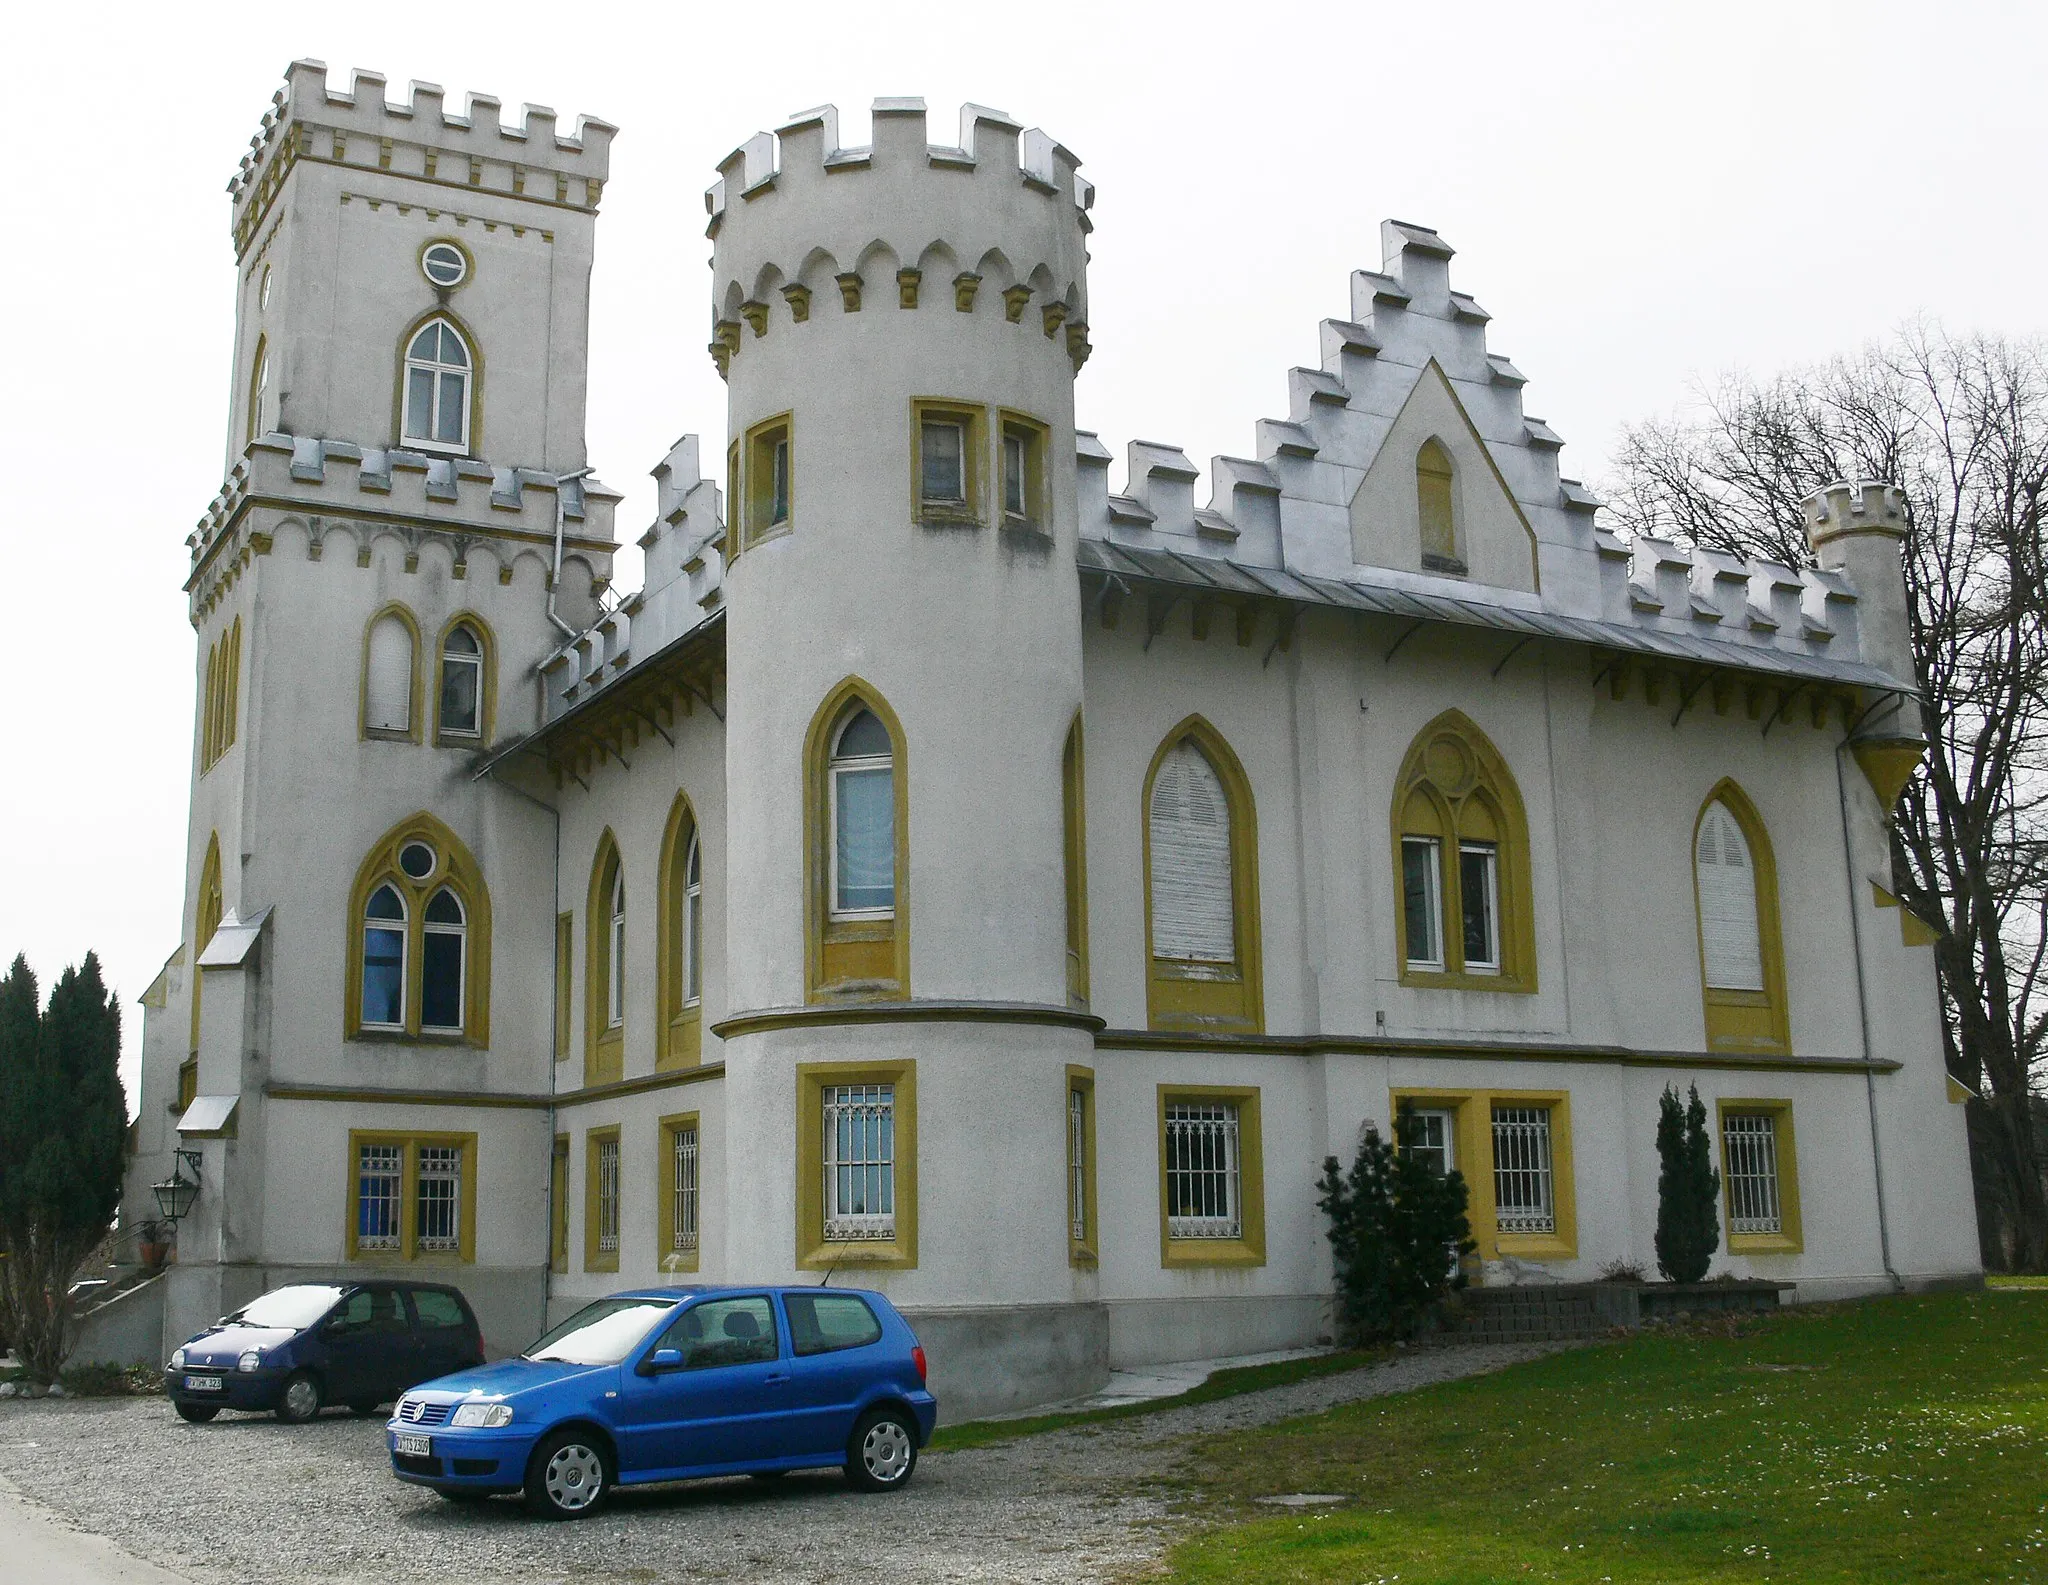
[228,60,617,254]
[702,99,1092,323]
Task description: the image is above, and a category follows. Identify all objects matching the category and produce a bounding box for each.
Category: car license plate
[183,1374,223,1393]
[395,1432,433,1458]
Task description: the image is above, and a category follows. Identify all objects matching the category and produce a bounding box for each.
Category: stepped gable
[1074,220,1875,678]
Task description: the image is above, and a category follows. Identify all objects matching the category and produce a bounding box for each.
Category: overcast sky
[5,0,2040,1100]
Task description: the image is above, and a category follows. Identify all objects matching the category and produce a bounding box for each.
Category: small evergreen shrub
[1318,1104,1476,1342]
[1655,1083,1721,1283]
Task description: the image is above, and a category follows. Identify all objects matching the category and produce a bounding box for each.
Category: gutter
[546,466,596,638]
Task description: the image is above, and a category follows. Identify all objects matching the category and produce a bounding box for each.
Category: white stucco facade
[126,64,1980,1417]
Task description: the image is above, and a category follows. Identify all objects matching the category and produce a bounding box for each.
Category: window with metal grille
[1165,1101,1240,1239]
[1069,1087,1089,1243]
[823,1084,895,1240]
[1723,1112,1782,1234]
[416,1144,462,1252]
[357,1143,403,1251]
[671,1124,700,1253]
[1491,1105,1555,1234]
[597,1137,621,1253]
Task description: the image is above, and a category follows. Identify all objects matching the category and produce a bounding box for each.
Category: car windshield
[524,1299,677,1366]
[231,1285,350,1331]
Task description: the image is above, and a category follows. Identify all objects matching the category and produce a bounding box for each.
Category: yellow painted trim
[1142,716,1265,1034]
[583,1125,622,1273]
[1156,1083,1266,1267]
[584,830,625,1085]
[1900,906,1942,948]
[1391,709,1538,993]
[1066,1065,1098,1266]
[176,1056,199,1114]
[1693,780,1792,1056]
[724,440,741,562]
[742,412,793,550]
[552,1061,727,1107]
[796,1059,918,1270]
[415,233,476,293]
[655,792,705,1071]
[1390,1086,1577,1262]
[1946,1074,1976,1105]
[656,1109,704,1276]
[550,1134,569,1273]
[343,812,493,1046]
[1063,713,1091,1008]
[1852,737,1926,817]
[997,408,1052,536]
[909,398,986,528]
[359,603,426,744]
[431,610,499,747]
[794,1064,917,1269]
[343,1129,479,1265]
[1716,1097,1804,1255]
[191,834,223,1055]
[553,911,573,1061]
[803,679,912,1003]
[1416,435,1458,567]
[392,305,485,458]
[245,333,268,447]
[225,616,242,757]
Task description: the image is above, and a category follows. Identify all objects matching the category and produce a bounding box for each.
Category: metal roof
[1077,539,1912,692]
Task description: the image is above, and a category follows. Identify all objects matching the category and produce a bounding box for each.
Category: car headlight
[169,1348,187,1370]
[237,1349,263,1373]
[449,1402,513,1429]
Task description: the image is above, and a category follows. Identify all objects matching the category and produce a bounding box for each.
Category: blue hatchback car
[386,1285,937,1518]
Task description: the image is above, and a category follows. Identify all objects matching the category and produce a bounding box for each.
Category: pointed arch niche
[804,679,910,1003]
[344,812,492,1045]
[1143,717,1263,1034]
[1692,780,1791,1054]
[189,833,224,1058]
[585,831,626,1083]
[1391,710,1537,992]
[656,793,705,1070]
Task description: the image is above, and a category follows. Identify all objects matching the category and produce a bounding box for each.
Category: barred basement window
[416,1144,463,1253]
[671,1124,700,1253]
[823,1083,895,1241]
[1069,1086,1089,1243]
[357,1144,404,1252]
[1164,1101,1241,1239]
[597,1136,621,1253]
[1491,1105,1555,1235]
[1722,1112,1782,1235]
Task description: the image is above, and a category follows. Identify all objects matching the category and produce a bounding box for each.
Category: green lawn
[1165,1291,2048,1583]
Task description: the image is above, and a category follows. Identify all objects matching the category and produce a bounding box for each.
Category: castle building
[126,63,1979,1416]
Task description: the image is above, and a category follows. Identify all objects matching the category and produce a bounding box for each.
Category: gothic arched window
[362,607,421,741]
[346,817,491,1043]
[1417,437,1462,572]
[804,683,910,1002]
[585,833,626,1083]
[1144,719,1262,1034]
[401,318,472,452]
[657,795,705,1070]
[437,620,485,740]
[1693,783,1790,1053]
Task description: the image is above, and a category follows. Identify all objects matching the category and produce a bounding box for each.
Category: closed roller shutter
[1150,742,1235,963]
[1697,801,1764,990]
[366,616,413,732]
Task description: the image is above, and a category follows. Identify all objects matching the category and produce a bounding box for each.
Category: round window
[398,841,437,880]
[421,242,468,288]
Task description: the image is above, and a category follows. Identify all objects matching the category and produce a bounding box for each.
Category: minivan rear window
[412,1290,468,1330]
[785,1293,883,1357]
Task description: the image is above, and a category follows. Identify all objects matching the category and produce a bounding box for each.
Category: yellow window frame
[795,1059,918,1271]
[343,1129,479,1264]
[910,398,986,527]
[997,408,1050,536]
[657,1109,703,1275]
[656,794,705,1071]
[744,414,793,550]
[1389,1087,1577,1262]
[1067,1065,1098,1267]
[584,1125,622,1274]
[1716,1098,1803,1254]
[550,1133,569,1273]
[1156,1083,1266,1269]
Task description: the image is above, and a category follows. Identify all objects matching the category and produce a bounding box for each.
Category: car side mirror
[638,1347,684,1376]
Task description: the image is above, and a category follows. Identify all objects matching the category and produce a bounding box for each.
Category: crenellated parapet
[228,59,617,259]
[185,432,619,618]
[702,99,1093,378]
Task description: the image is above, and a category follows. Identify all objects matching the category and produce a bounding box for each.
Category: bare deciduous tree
[1608,324,2048,1272]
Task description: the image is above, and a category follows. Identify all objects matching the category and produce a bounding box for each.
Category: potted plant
[136,1220,171,1271]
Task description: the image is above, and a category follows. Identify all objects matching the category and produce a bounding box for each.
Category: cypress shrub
[1655,1082,1721,1283]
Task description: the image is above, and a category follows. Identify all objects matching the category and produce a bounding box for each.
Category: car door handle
[765,1374,791,1386]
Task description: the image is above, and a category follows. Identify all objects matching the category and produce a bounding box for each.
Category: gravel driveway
[0,1343,1556,1584]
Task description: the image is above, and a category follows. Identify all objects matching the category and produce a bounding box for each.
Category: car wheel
[524,1429,612,1520]
[275,1371,322,1424]
[844,1406,918,1493]
[174,1402,219,1424]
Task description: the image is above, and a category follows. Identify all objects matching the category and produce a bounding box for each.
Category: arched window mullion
[401,317,473,454]
[361,882,408,1031]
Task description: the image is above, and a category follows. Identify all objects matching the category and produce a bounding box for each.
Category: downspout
[474,758,564,1336]
[546,467,596,639]
[1835,737,1904,1292]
